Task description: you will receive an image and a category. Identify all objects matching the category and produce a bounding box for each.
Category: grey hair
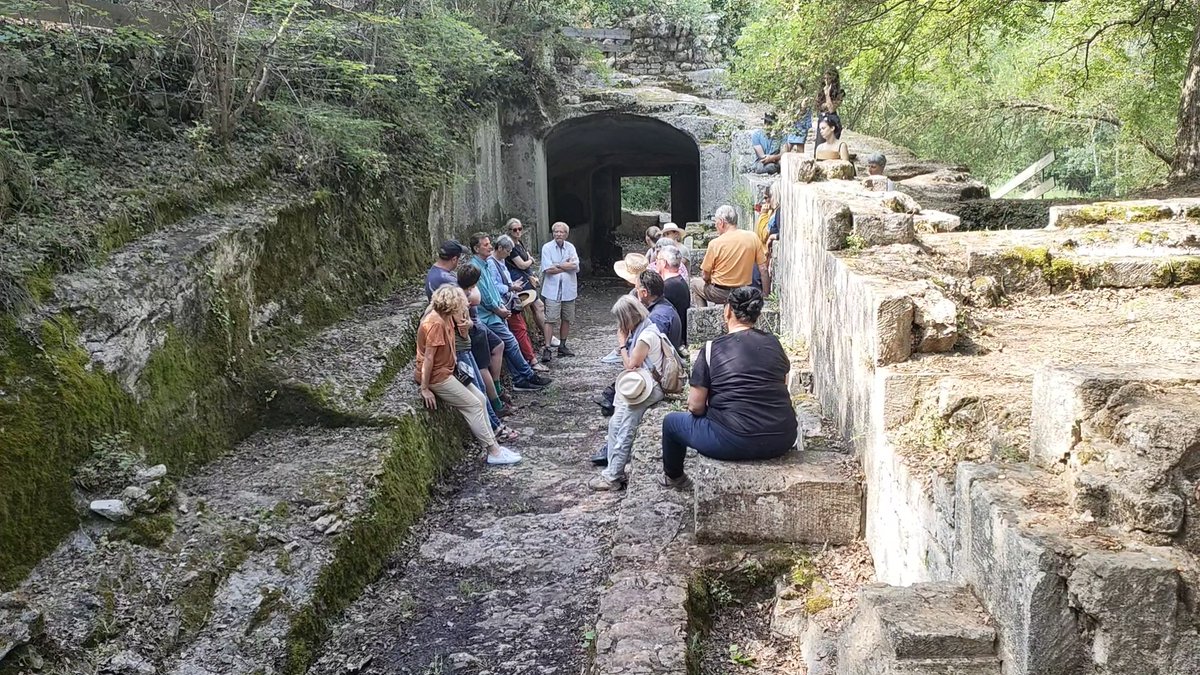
[505,217,522,231]
[552,221,570,234]
[866,153,887,168]
[657,244,683,268]
[611,294,648,334]
[494,234,515,251]
[714,204,737,226]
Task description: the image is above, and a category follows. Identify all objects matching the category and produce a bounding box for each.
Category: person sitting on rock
[425,240,467,299]
[863,153,896,191]
[589,295,671,491]
[751,112,783,174]
[456,264,511,421]
[657,223,690,281]
[503,218,551,347]
[416,285,521,465]
[658,287,797,488]
[657,244,690,345]
[690,205,769,307]
[814,112,850,162]
[638,268,683,350]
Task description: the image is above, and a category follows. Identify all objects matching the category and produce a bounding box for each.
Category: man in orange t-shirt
[690,204,769,307]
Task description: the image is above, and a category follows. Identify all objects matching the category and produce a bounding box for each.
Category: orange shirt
[414,313,457,386]
[701,229,766,287]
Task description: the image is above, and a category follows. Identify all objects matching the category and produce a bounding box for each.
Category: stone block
[898,170,988,212]
[838,582,1001,675]
[872,293,914,366]
[771,575,810,638]
[913,210,960,233]
[853,212,915,246]
[821,160,857,180]
[911,288,957,353]
[693,450,862,545]
[687,306,778,345]
[816,199,854,251]
[882,191,922,214]
[1048,199,1176,228]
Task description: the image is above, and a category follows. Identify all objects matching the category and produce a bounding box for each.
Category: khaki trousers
[430,377,496,449]
[689,277,732,307]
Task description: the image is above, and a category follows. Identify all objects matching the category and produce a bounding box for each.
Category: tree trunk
[1171,13,1200,177]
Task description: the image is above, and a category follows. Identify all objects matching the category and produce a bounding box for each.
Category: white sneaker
[487,447,522,465]
[551,337,561,347]
[600,349,622,365]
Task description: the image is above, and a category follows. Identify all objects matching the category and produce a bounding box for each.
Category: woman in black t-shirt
[658,287,798,488]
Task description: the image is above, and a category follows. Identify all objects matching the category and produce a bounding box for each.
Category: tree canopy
[731,0,1200,195]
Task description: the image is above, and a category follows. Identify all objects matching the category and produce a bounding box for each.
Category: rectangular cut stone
[693,450,862,544]
[838,582,1000,675]
[687,306,779,345]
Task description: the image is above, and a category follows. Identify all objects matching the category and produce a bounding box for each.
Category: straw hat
[661,222,683,236]
[614,252,649,285]
[516,289,538,308]
[615,369,655,406]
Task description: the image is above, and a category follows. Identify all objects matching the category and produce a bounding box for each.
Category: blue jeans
[661,412,795,478]
[482,316,536,384]
[602,384,664,482]
[458,352,500,430]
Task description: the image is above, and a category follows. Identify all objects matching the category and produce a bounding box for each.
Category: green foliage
[731,0,1197,194]
[728,643,756,667]
[621,175,672,211]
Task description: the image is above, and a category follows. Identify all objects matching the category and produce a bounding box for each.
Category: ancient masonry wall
[564,14,723,79]
[774,151,1200,673]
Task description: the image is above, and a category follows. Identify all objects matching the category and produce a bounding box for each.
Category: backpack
[651,327,687,395]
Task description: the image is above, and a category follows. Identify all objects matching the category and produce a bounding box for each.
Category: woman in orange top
[416,285,521,465]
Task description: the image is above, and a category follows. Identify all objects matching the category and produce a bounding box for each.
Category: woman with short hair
[659,286,797,488]
[590,295,669,491]
[417,285,521,464]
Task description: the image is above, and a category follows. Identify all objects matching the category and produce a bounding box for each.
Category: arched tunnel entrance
[544,113,701,273]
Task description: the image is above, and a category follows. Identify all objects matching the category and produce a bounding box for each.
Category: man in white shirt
[540,221,580,361]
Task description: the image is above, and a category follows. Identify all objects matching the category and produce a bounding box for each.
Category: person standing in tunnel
[540,222,579,362]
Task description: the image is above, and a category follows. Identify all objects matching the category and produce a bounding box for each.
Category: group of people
[752,67,851,174]
[417,219,578,466]
[415,202,800,487]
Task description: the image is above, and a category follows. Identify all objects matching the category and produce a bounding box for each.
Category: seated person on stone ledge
[657,223,690,280]
[863,153,896,191]
[750,112,783,174]
[690,205,769,307]
[814,112,850,162]
[658,286,798,489]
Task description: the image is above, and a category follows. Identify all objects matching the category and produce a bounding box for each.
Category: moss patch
[282,410,469,674]
[109,513,176,548]
[1001,246,1089,291]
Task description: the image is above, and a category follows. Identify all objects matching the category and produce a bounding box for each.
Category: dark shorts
[470,323,501,368]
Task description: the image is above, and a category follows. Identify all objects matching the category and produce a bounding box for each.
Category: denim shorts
[785,114,813,145]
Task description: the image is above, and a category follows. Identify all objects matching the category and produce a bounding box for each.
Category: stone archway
[543,113,701,272]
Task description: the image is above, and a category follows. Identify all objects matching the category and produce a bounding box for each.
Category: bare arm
[839,142,850,162]
[759,262,771,296]
[687,385,708,416]
[511,253,534,270]
[623,340,650,371]
[418,346,438,409]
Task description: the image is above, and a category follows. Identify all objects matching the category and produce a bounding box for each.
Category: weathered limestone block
[788,158,856,183]
[838,582,1001,675]
[882,191,922,214]
[913,209,960,233]
[898,170,988,212]
[911,288,957,353]
[873,293,915,366]
[0,597,43,663]
[693,450,862,544]
[816,199,854,251]
[771,574,811,638]
[853,212,915,246]
[1049,199,1177,228]
[687,306,779,345]
[821,160,856,180]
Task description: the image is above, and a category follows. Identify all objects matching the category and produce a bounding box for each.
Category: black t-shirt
[663,276,690,343]
[505,243,533,287]
[693,329,797,440]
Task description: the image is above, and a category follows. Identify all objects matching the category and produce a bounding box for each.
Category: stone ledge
[838,582,1000,675]
[694,450,863,545]
[1049,197,1200,228]
[687,305,779,344]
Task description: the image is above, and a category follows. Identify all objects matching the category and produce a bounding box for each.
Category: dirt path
[310,279,629,675]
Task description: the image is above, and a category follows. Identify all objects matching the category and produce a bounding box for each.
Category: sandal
[496,425,520,442]
[657,472,693,490]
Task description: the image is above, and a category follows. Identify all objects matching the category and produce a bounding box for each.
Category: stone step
[693,449,862,544]
[954,461,1200,674]
[267,293,427,422]
[837,581,1001,675]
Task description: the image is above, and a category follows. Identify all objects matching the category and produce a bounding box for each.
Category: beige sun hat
[615,369,655,406]
[516,289,538,308]
[661,222,683,236]
[614,252,649,285]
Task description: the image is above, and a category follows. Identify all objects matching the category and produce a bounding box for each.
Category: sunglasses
[511,227,523,232]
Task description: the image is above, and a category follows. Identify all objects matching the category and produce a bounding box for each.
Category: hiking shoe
[486,447,522,465]
[530,373,553,387]
[541,347,554,363]
[512,379,544,392]
[590,445,609,466]
[657,472,693,490]
[599,349,623,365]
[557,344,576,357]
[588,475,626,491]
